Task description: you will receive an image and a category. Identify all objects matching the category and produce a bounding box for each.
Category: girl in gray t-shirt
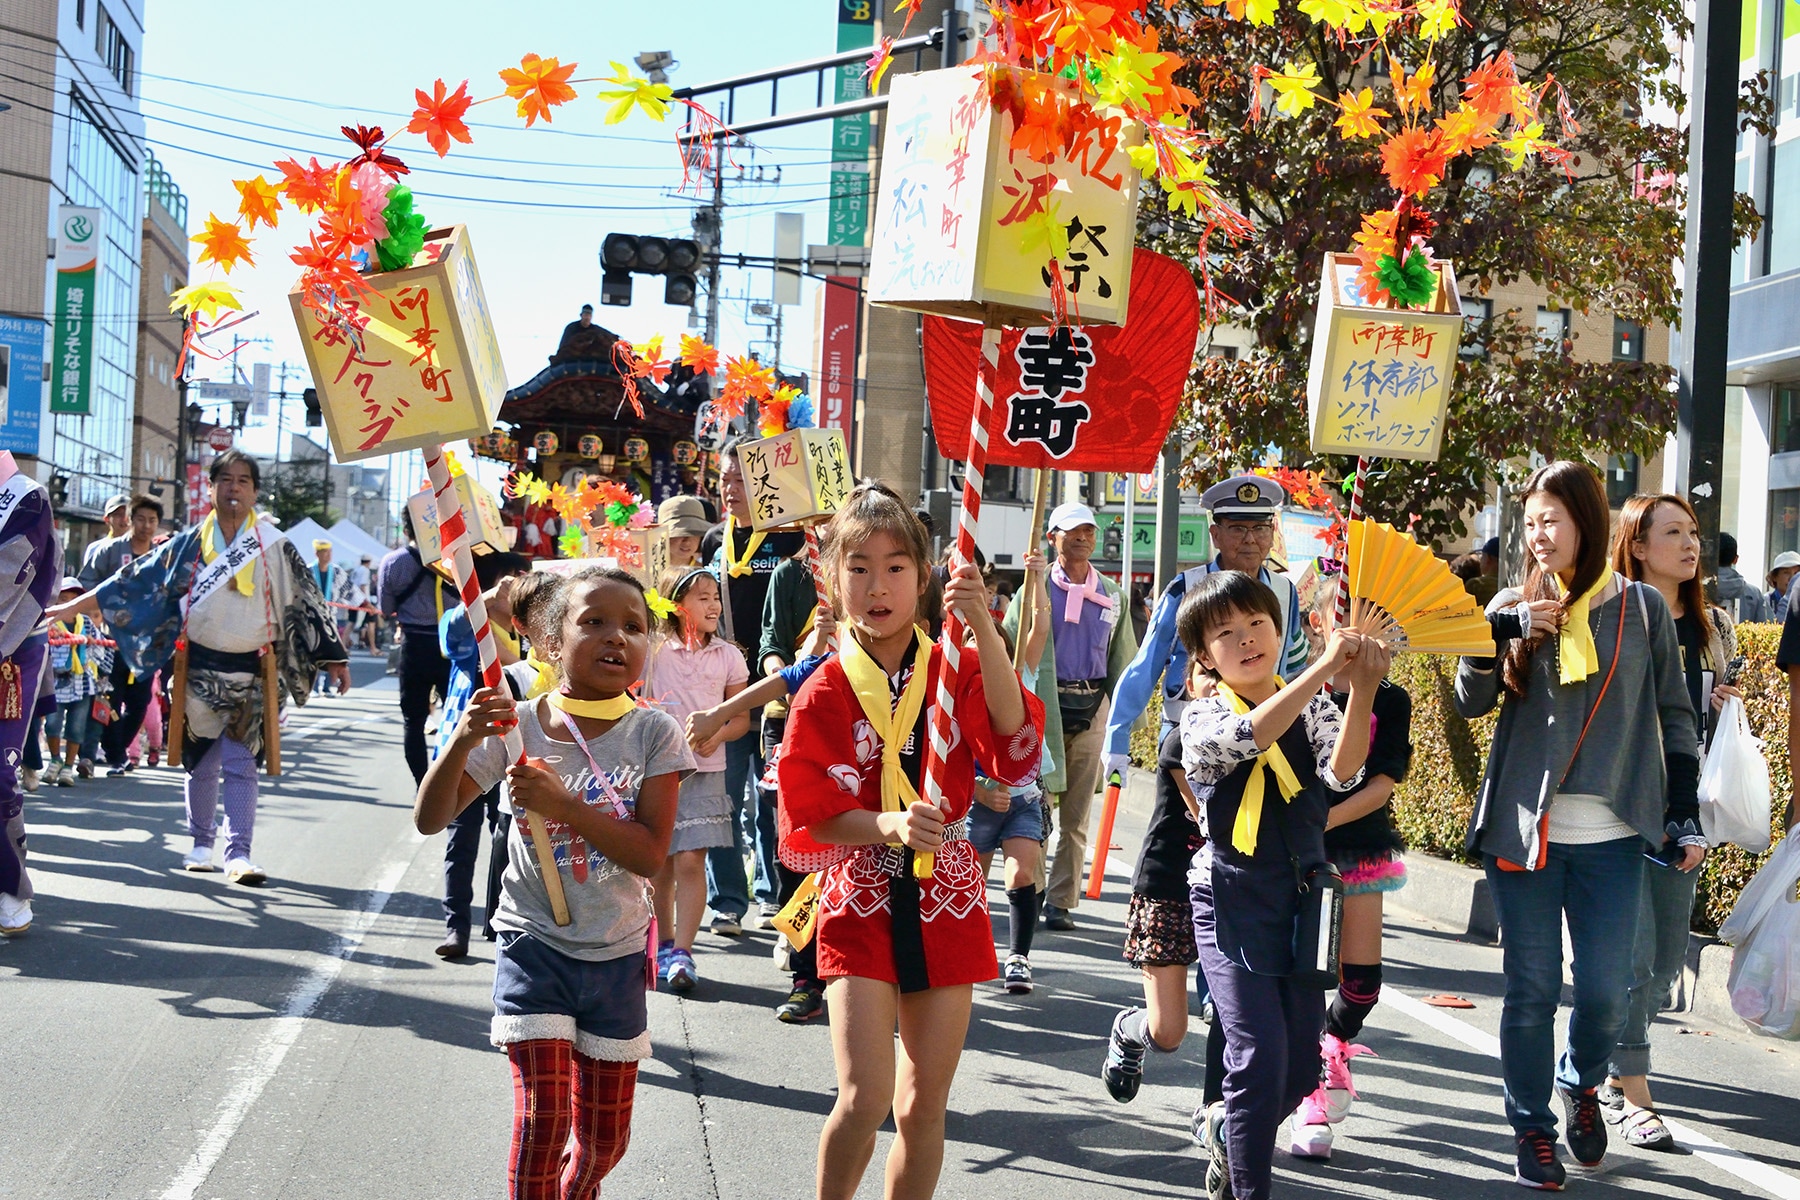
[414,567,692,1196]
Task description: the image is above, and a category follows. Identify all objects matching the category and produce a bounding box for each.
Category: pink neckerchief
[1051,561,1114,624]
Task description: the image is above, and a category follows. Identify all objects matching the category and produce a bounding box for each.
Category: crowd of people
[4,445,1794,1200]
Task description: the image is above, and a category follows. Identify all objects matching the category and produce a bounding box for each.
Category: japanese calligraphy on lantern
[407,471,510,564]
[1306,252,1462,463]
[289,225,508,464]
[867,66,1142,328]
[738,427,851,532]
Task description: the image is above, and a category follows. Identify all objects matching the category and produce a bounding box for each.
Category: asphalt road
[4,659,1798,1199]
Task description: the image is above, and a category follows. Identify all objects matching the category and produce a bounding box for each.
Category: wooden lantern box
[867,66,1143,328]
[407,471,510,565]
[584,525,670,591]
[1305,253,1463,463]
[738,427,852,532]
[290,225,510,464]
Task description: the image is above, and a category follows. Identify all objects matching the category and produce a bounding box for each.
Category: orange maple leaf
[1011,79,1077,163]
[716,355,775,419]
[233,175,283,231]
[678,334,720,375]
[407,78,475,158]
[1461,51,1520,121]
[1434,103,1499,156]
[1380,128,1448,198]
[192,213,255,274]
[273,156,336,213]
[1392,61,1437,116]
[499,54,578,128]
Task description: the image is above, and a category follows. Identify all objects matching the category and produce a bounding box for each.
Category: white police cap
[1201,473,1287,518]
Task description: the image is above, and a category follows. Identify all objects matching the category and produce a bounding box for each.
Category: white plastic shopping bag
[1698,696,1773,854]
[1719,835,1800,1039]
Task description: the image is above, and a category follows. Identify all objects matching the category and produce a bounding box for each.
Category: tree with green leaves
[1145,0,1768,545]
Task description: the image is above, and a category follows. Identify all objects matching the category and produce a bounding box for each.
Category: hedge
[1389,622,1795,933]
[1130,626,1794,933]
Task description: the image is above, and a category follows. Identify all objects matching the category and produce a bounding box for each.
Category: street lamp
[634,50,676,85]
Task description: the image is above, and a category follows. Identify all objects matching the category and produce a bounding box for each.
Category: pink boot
[1322,1032,1378,1123]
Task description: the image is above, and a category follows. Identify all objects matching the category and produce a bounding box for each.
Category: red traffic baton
[1085,769,1125,900]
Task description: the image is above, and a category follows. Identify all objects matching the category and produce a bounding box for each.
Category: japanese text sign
[51,206,100,416]
[1306,253,1462,462]
[737,427,852,532]
[290,225,509,464]
[868,66,1142,328]
[921,250,1197,473]
[407,471,510,564]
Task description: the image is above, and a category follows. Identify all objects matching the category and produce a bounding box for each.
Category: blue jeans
[1611,856,1699,1078]
[1485,838,1645,1134]
[705,728,760,919]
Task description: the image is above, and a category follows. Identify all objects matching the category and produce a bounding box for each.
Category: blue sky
[140,0,851,486]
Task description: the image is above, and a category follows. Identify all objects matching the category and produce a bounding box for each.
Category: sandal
[1620,1106,1677,1151]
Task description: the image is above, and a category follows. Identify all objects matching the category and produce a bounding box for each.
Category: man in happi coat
[0,454,58,935]
[47,451,351,885]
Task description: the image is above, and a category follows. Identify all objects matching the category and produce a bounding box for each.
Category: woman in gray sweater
[1455,461,1701,1192]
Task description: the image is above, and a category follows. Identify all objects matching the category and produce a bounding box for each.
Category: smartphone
[1644,841,1685,869]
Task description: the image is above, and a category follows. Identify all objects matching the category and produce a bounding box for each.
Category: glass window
[1461,296,1493,358]
[1613,318,1645,361]
[1769,488,1800,560]
[1605,454,1639,508]
[1777,385,1800,454]
[1535,306,1570,351]
[1771,138,1800,275]
[55,91,140,514]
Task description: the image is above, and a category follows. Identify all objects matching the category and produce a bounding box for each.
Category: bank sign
[0,317,44,456]
[52,205,101,416]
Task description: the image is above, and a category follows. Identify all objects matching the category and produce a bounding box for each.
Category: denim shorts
[967,791,1046,855]
[491,931,651,1061]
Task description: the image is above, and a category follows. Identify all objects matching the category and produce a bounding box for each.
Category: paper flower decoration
[1375,248,1439,308]
[375,184,427,272]
[642,588,677,620]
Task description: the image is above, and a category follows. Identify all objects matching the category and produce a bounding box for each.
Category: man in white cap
[658,494,712,568]
[1005,500,1137,931]
[1103,472,1310,784]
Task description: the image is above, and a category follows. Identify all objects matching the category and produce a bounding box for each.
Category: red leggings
[507,1040,638,1199]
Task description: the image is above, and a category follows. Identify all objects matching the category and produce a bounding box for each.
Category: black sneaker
[1515,1129,1566,1190]
[1101,1007,1147,1102]
[1202,1102,1232,1200]
[1558,1085,1607,1167]
[776,981,824,1023]
[1042,904,1076,931]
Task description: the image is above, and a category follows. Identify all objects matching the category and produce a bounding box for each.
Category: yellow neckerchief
[799,604,818,643]
[1213,676,1303,856]
[55,616,88,675]
[838,627,933,823]
[546,691,638,721]
[1553,572,1611,685]
[723,515,766,579]
[199,508,259,596]
[492,622,520,662]
[525,647,558,698]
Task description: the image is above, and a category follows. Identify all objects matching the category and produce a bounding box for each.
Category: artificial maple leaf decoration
[678,335,720,376]
[1461,51,1521,120]
[1434,104,1499,156]
[1392,61,1437,116]
[597,62,674,124]
[407,79,475,158]
[500,53,579,127]
[233,175,283,230]
[168,282,244,323]
[341,125,409,179]
[1381,128,1448,197]
[1334,87,1388,140]
[193,213,256,274]
[273,157,336,213]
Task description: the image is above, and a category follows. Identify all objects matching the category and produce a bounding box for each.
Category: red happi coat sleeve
[776,658,871,874]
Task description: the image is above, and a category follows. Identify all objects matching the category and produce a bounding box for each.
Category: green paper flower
[375,184,428,273]
[605,501,634,527]
[557,524,585,557]
[1374,249,1439,309]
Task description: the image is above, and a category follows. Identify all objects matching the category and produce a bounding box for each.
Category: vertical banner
[52,205,100,416]
[817,277,858,436]
[828,0,875,247]
[0,316,45,456]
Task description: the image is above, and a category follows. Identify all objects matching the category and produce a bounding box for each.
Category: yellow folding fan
[1343,519,1496,656]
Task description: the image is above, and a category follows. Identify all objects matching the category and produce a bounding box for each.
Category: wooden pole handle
[261,647,281,777]
[167,645,187,768]
[1013,467,1053,671]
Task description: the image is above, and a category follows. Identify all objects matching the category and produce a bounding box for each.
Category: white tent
[327,519,390,564]
[287,518,387,568]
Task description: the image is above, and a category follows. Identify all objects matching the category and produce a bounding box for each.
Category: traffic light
[600,233,703,308]
[303,387,321,427]
[1103,522,1123,560]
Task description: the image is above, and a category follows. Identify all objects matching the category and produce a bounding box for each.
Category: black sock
[1006,885,1039,957]
[1326,962,1383,1041]
[1203,1007,1227,1106]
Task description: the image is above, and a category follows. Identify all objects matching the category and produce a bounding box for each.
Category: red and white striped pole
[803,526,837,651]
[917,319,1002,880]
[1334,454,1371,628]
[423,443,570,925]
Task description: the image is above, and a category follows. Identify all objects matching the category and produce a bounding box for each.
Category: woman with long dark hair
[1601,494,1732,1149]
[1455,461,1700,1190]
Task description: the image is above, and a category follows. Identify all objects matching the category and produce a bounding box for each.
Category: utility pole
[701,156,725,345]
[1675,0,1743,579]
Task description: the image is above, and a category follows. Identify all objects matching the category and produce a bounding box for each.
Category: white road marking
[1384,987,1800,1200]
[157,844,418,1200]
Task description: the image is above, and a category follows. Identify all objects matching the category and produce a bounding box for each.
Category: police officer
[1102,473,1311,781]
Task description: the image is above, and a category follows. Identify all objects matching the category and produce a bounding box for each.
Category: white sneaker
[1288,1087,1335,1159]
[182,845,219,872]
[55,764,75,786]
[0,892,31,935]
[224,857,266,885]
[21,768,38,793]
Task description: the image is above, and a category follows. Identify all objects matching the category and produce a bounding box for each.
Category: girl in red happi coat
[777,482,1045,1200]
